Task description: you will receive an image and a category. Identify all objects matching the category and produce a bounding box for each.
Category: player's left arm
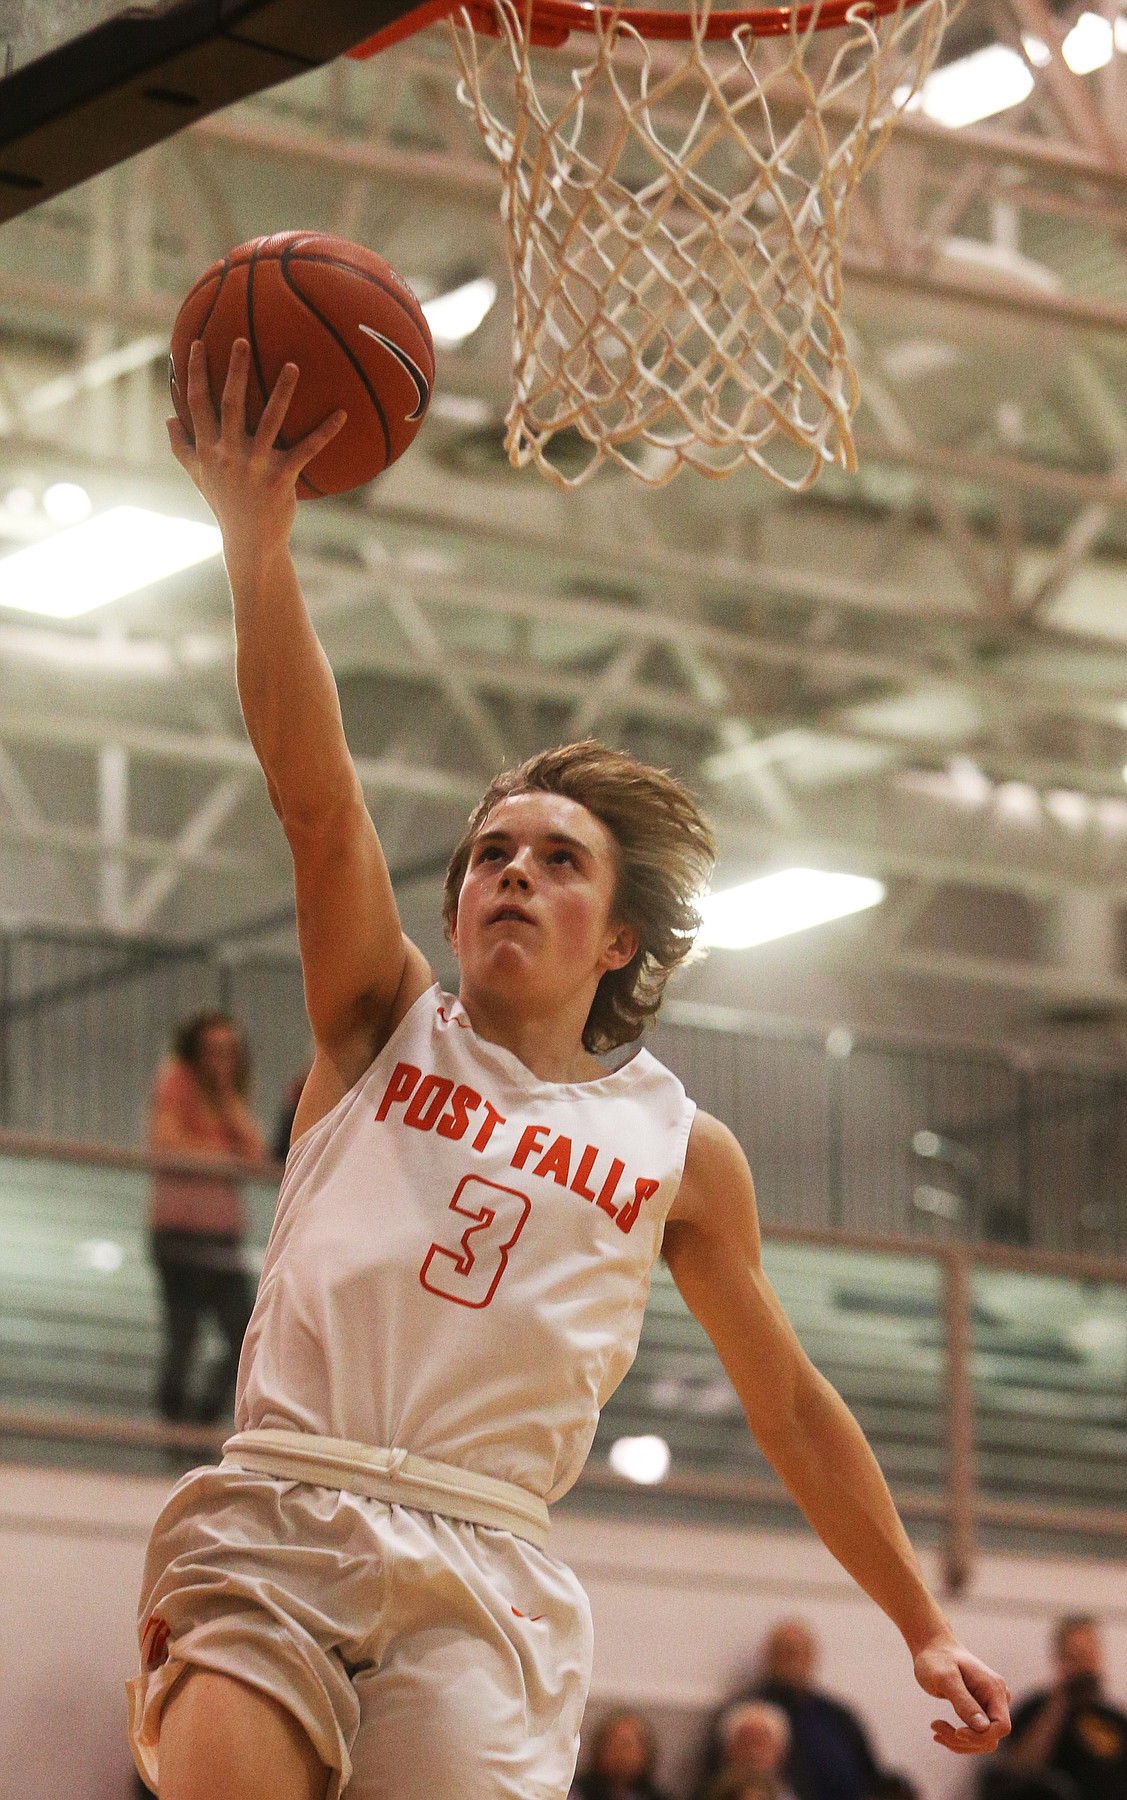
[663,1110,1011,1758]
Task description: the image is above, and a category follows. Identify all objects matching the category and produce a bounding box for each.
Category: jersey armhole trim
[281,980,444,1180]
[655,1091,698,1256]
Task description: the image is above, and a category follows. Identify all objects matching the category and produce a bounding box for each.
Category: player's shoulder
[685,1107,748,1169]
[672,1108,755,1226]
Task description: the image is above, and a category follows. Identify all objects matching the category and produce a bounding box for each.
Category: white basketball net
[449,0,957,488]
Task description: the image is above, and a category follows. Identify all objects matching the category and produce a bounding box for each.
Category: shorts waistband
[221,1428,551,1549]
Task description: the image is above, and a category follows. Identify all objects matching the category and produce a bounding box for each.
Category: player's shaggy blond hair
[443,741,716,1054]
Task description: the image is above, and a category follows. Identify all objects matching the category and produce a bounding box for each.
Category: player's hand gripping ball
[170,232,434,497]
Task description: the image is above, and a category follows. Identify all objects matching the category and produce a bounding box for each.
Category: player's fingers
[962,1663,1012,1734]
[934,1664,994,1734]
[220,338,252,438]
[287,408,347,475]
[166,415,196,468]
[254,361,300,452]
[931,1718,1008,1756]
[184,339,219,446]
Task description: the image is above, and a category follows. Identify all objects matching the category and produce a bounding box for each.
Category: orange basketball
[170,232,434,498]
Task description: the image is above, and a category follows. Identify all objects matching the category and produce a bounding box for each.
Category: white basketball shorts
[127,1461,593,1800]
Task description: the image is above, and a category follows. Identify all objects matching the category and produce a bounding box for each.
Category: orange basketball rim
[350,0,931,55]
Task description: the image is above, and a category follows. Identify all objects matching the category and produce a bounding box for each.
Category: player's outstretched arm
[168,340,434,1103]
[663,1112,1011,1759]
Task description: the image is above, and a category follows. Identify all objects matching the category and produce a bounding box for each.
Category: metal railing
[2,923,1127,1255]
[1,1128,1125,1595]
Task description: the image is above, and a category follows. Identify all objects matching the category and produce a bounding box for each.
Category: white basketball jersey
[236,984,696,1502]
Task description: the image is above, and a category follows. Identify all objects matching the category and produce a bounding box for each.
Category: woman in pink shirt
[148,1011,267,1425]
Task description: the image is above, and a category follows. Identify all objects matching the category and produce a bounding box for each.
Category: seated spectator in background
[569,1708,673,1800]
[985,1615,1127,1800]
[755,1618,883,1800]
[147,1010,266,1425]
[709,1775,778,1800]
[703,1701,799,1800]
[695,1619,883,1800]
[867,1776,920,1800]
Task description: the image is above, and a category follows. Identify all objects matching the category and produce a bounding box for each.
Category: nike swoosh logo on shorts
[359,324,431,421]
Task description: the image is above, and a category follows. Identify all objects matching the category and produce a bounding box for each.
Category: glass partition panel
[0,1150,278,1424]
[594,1242,947,1503]
[970,1267,1127,1519]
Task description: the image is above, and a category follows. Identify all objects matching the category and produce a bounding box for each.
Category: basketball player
[128,339,1010,1800]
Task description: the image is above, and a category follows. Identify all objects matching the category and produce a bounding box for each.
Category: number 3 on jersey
[420,1175,532,1308]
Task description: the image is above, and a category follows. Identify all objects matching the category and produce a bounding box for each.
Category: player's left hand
[913,1636,1011,1754]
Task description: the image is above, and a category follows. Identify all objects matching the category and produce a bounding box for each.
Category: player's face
[452,791,636,1003]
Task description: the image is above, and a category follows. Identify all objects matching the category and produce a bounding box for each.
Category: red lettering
[616,1176,660,1234]
[594,1157,625,1219]
[436,1084,482,1142]
[511,1123,550,1170]
[570,1144,599,1202]
[534,1134,572,1186]
[375,1061,421,1122]
[404,1074,455,1132]
[472,1101,506,1153]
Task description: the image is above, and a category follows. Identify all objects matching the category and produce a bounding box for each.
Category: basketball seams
[284,250,433,370]
[170,255,229,419]
[279,242,394,468]
[172,233,430,497]
[195,256,230,340]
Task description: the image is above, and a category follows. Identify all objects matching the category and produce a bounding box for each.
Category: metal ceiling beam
[314,554,1127,714]
[0,705,481,804]
[0,810,257,872]
[124,770,253,931]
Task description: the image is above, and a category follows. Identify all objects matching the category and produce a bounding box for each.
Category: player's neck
[457,983,605,1086]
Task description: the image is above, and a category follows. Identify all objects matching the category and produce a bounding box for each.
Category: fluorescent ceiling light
[0,506,222,618]
[421,277,497,349]
[608,1434,670,1485]
[914,44,1035,128]
[699,868,886,950]
[1063,11,1114,72]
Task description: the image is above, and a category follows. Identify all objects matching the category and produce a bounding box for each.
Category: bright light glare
[1021,33,1052,67]
[609,1435,671,1485]
[2,485,35,516]
[699,869,886,951]
[43,481,92,525]
[0,506,222,618]
[915,44,1035,128]
[75,1238,125,1274]
[1063,11,1114,72]
[421,278,498,349]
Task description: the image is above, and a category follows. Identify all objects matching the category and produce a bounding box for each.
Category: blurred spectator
[756,1619,882,1800]
[695,1620,882,1800]
[984,1615,1127,1800]
[702,1702,798,1800]
[867,1777,920,1800]
[569,1708,673,1800]
[709,1776,778,1800]
[147,1010,265,1425]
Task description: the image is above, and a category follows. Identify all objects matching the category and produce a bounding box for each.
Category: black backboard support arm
[0,0,415,225]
